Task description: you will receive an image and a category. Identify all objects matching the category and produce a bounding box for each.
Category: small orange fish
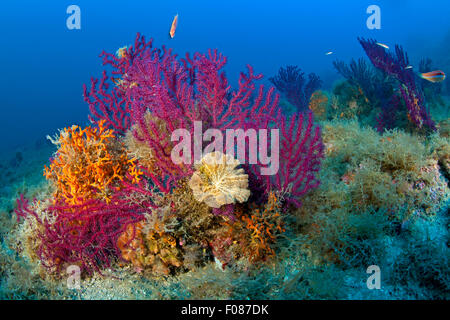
[420,70,446,83]
[169,14,178,39]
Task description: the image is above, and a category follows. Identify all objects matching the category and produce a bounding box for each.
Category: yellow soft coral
[188,151,250,208]
[44,120,142,204]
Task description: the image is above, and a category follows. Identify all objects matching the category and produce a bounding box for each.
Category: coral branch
[269,65,322,112]
[15,189,153,274]
[263,112,324,206]
[358,37,435,131]
[83,72,131,135]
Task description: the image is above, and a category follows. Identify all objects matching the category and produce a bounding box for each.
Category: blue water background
[0,0,449,151]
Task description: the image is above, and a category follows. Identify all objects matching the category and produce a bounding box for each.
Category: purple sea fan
[358,38,411,82]
[333,58,392,107]
[358,37,435,131]
[83,33,155,135]
[85,33,285,200]
[127,49,279,187]
[269,65,322,112]
[376,94,402,132]
[261,112,324,207]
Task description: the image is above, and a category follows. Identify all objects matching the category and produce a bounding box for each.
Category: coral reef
[328,81,375,122]
[4,32,448,300]
[333,58,391,107]
[331,38,448,135]
[300,120,449,235]
[358,37,435,132]
[13,33,324,280]
[124,110,178,177]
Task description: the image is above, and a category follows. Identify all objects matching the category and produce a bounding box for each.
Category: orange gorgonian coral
[225,192,285,263]
[44,120,142,204]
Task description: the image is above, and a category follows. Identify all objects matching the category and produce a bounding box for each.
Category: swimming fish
[376,42,389,50]
[419,70,446,83]
[169,14,179,39]
[325,51,333,56]
[405,65,413,70]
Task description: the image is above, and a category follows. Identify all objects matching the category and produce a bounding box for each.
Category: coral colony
[269,65,323,112]
[358,38,436,132]
[15,33,324,275]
